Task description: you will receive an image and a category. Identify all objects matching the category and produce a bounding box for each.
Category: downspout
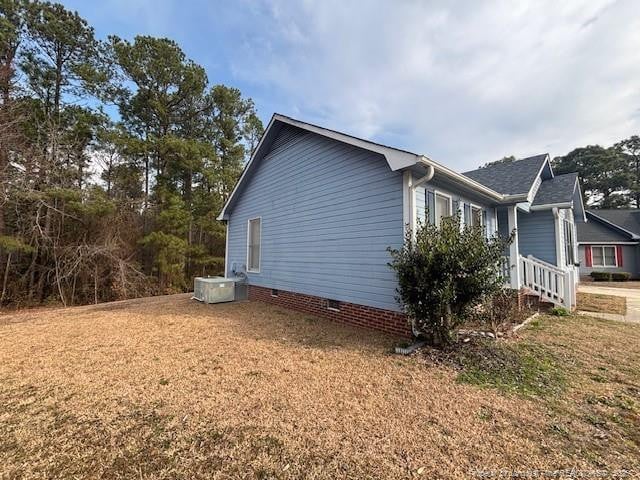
[414,157,436,188]
[408,157,435,240]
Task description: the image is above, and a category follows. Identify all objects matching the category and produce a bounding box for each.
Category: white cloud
[231,0,640,170]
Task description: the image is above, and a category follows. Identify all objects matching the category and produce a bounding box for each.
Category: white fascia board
[574,179,587,222]
[529,202,573,211]
[526,155,551,202]
[420,156,505,202]
[273,114,419,171]
[217,115,279,220]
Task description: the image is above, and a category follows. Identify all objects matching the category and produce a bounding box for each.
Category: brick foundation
[248,285,412,338]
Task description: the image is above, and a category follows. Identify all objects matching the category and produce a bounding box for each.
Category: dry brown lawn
[577,292,627,315]
[583,280,640,289]
[1,294,639,479]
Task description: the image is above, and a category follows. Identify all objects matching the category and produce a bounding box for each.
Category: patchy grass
[578,291,627,315]
[0,295,639,478]
[453,340,568,397]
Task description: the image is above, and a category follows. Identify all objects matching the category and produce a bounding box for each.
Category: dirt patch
[578,292,627,315]
[0,296,638,478]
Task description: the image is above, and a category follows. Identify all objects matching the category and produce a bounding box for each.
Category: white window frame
[591,245,617,268]
[469,203,483,227]
[434,190,452,227]
[246,216,262,273]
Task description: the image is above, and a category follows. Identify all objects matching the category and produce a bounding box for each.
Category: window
[463,203,471,225]
[471,206,483,227]
[563,219,575,266]
[426,190,435,224]
[247,217,261,272]
[592,246,616,267]
[327,299,341,311]
[434,193,451,227]
[461,203,483,227]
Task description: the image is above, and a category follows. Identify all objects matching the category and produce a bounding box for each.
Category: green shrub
[550,306,570,316]
[388,215,512,347]
[590,271,612,282]
[611,272,631,282]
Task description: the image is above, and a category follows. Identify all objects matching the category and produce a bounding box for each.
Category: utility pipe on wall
[408,158,435,240]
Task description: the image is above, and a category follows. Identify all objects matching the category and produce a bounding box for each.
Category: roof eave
[526,154,552,202]
[530,201,573,211]
[419,156,505,201]
[586,211,640,240]
[217,114,280,221]
[218,114,423,220]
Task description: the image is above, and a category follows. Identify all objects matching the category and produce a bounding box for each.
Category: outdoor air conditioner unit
[193,277,235,304]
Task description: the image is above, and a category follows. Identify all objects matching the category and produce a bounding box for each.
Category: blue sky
[60,0,640,171]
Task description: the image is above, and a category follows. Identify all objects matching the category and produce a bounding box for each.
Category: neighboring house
[577,209,640,278]
[218,114,584,337]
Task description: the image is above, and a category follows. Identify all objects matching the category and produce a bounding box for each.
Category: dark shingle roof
[531,173,578,206]
[586,210,640,238]
[462,154,548,195]
[577,216,633,242]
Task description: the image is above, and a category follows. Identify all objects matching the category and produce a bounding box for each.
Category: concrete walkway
[578,284,640,323]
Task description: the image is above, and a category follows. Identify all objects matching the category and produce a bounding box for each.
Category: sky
[60,0,640,171]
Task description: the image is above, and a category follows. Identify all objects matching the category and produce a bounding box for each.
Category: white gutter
[530,201,573,211]
[419,155,506,202]
[414,158,435,188]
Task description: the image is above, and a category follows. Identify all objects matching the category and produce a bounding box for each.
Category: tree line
[553,137,640,208]
[0,0,263,307]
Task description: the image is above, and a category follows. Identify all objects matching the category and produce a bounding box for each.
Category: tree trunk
[1,252,11,305]
[54,247,66,306]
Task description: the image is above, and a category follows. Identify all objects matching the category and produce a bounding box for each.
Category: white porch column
[552,207,564,269]
[507,205,521,289]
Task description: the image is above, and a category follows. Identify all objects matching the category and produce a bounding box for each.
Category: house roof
[579,210,640,243]
[463,154,550,196]
[577,214,634,243]
[531,173,579,207]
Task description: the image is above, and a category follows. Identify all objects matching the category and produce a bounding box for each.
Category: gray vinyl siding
[517,210,557,265]
[578,244,640,278]
[225,128,404,312]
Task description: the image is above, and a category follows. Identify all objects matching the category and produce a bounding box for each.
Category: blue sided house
[218,114,585,336]
[577,209,640,279]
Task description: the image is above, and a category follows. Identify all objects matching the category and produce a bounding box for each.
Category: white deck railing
[520,254,575,309]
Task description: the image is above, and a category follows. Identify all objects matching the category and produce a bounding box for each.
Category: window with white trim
[471,206,483,227]
[434,193,451,227]
[592,245,616,267]
[247,217,261,272]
